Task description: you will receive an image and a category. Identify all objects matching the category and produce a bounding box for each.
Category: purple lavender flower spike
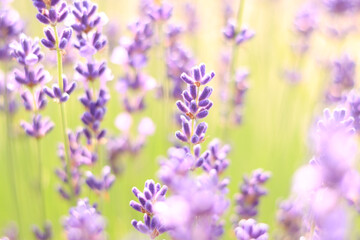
[64,199,106,240]
[346,90,360,132]
[276,200,303,239]
[21,88,47,111]
[180,63,215,87]
[234,219,268,240]
[20,114,54,139]
[332,54,355,89]
[71,0,103,34]
[10,34,44,66]
[234,169,271,220]
[235,28,255,45]
[43,76,76,103]
[130,180,168,238]
[32,222,52,240]
[202,139,231,175]
[294,5,317,37]
[85,165,116,192]
[223,20,255,45]
[323,0,355,15]
[0,8,23,61]
[33,0,69,25]
[148,3,173,22]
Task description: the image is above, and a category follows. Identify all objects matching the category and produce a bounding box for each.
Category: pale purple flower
[234,219,268,240]
[20,114,54,139]
[64,199,106,240]
[86,166,115,192]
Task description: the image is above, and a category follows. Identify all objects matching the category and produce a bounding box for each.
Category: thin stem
[54,25,73,202]
[36,138,46,223]
[3,72,22,236]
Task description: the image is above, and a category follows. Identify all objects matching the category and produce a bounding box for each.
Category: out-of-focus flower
[223,20,255,46]
[294,5,317,37]
[234,219,268,240]
[43,76,76,103]
[32,222,52,240]
[130,180,168,239]
[323,0,355,14]
[64,199,106,240]
[234,169,271,219]
[20,115,54,139]
[85,165,115,192]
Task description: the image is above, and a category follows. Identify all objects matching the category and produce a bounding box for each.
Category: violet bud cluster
[234,219,268,240]
[63,199,106,240]
[85,166,115,192]
[43,76,76,103]
[32,222,52,240]
[130,180,168,238]
[56,130,96,200]
[223,20,255,46]
[175,63,215,144]
[234,169,271,220]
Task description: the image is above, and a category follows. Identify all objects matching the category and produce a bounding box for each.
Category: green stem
[54,25,73,202]
[3,73,22,236]
[36,139,46,223]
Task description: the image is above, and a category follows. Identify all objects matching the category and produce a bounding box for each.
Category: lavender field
[1,0,360,239]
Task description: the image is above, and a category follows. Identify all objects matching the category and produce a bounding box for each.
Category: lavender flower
[223,20,255,45]
[0,7,23,61]
[234,169,271,219]
[155,170,229,240]
[43,76,76,103]
[147,3,173,22]
[71,0,103,34]
[323,0,355,14]
[0,72,19,114]
[130,180,168,238]
[202,139,230,174]
[64,199,106,240]
[346,90,360,132]
[32,222,52,240]
[234,219,268,240]
[10,34,44,67]
[276,200,303,239]
[33,0,69,25]
[294,5,317,37]
[79,89,109,144]
[20,115,54,139]
[85,166,115,192]
[41,27,72,50]
[21,88,47,111]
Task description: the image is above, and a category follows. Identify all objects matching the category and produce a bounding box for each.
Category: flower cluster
[130,180,168,238]
[63,199,106,240]
[234,169,271,220]
[10,35,53,138]
[175,63,215,144]
[234,219,268,240]
[223,20,255,46]
[85,166,115,192]
[56,130,96,200]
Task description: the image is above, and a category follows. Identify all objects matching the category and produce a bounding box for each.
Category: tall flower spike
[34,0,69,25]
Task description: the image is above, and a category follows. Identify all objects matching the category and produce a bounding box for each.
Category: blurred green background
[1,0,356,239]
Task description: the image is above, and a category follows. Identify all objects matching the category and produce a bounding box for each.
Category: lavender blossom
[33,0,69,25]
[32,222,52,240]
[294,5,317,37]
[223,20,255,45]
[10,34,43,67]
[323,0,355,14]
[0,72,19,114]
[79,89,109,144]
[20,115,54,139]
[71,0,103,34]
[0,7,23,60]
[234,169,271,219]
[202,139,230,174]
[85,166,115,192]
[276,200,303,239]
[21,88,47,111]
[155,170,229,240]
[147,3,173,22]
[41,27,72,50]
[43,76,76,103]
[234,219,268,240]
[64,199,106,240]
[130,180,168,238]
